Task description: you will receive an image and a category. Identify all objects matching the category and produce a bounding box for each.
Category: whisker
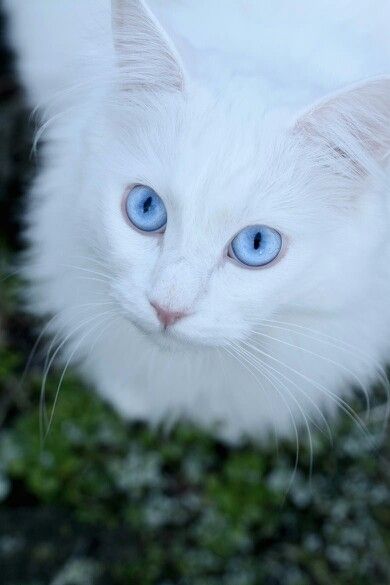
[221,344,280,451]
[226,342,301,492]
[243,338,333,442]
[21,299,115,386]
[230,341,315,483]
[241,337,369,437]
[249,327,372,420]
[0,268,23,282]
[216,347,254,445]
[10,299,117,441]
[39,307,118,445]
[43,311,119,442]
[73,275,111,286]
[69,254,112,271]
[255,317,390,412]
[61,264,112,282]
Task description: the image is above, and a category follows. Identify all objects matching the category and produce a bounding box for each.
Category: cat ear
[293,77,390,174]
[111,0,186,92]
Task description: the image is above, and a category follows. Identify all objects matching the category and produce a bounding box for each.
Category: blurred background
[0,8,389,585]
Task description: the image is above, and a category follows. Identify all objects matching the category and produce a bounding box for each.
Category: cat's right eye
[228,225,282,268]
[125,185,167,233]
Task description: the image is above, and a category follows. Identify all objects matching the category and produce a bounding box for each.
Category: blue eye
[229,225,282,267]
[125,185,167,233]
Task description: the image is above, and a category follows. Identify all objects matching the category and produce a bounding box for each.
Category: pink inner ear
[293,76,390,165]
[111,0,186,93]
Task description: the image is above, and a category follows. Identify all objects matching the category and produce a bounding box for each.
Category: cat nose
[150,301,188,328]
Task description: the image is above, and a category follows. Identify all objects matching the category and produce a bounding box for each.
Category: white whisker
[44,311,119,441]
[241,337,369,437]
[230,341,316,479]
[249,327,372,419]
[61,263,112,282]
[39,307,118,445]
[222,344,280,451]
[254,317,390,415]
[226,341,302,491]
[243,338,333,441]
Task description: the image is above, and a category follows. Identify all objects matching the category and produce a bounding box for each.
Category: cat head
[80,0,390,349]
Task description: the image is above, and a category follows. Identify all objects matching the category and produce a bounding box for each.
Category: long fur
[4,0,390,442]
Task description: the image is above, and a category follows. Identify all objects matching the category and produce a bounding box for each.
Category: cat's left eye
[228,225,282,268]
[125,185,167,233]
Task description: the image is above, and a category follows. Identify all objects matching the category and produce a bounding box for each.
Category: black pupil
[143,196,153,214]
[253,232,262,250]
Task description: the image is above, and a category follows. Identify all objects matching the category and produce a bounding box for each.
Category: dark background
[0,7,389,585]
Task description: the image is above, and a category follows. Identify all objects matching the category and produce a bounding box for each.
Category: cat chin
[120,304,231,351]
[141,326,223,353]
[121,312,217,352]
[139,319,233,352]
[148,332,206,353]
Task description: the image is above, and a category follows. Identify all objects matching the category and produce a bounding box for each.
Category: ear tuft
[293,77,390,175]
[111,0,185,93]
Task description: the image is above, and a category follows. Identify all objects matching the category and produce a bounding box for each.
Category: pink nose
[150,301,187,329]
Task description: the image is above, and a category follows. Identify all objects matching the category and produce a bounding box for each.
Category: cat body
[4,0,390,440]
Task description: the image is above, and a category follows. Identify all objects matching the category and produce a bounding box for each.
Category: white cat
[4,0,390,441]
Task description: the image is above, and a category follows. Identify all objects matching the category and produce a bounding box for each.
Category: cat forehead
[121,90,296,215]
[104,83,308,230]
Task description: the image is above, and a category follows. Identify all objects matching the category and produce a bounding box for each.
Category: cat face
[79,1,390,350]
[90,96,304,348]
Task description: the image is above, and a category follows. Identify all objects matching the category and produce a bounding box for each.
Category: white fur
[4,0,390,441]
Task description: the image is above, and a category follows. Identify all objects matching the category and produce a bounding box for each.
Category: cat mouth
[121,311,195,350]
[142,323,206,352]
[120,303,228,350]
[152,324,233,353]
[140,318,220,352]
